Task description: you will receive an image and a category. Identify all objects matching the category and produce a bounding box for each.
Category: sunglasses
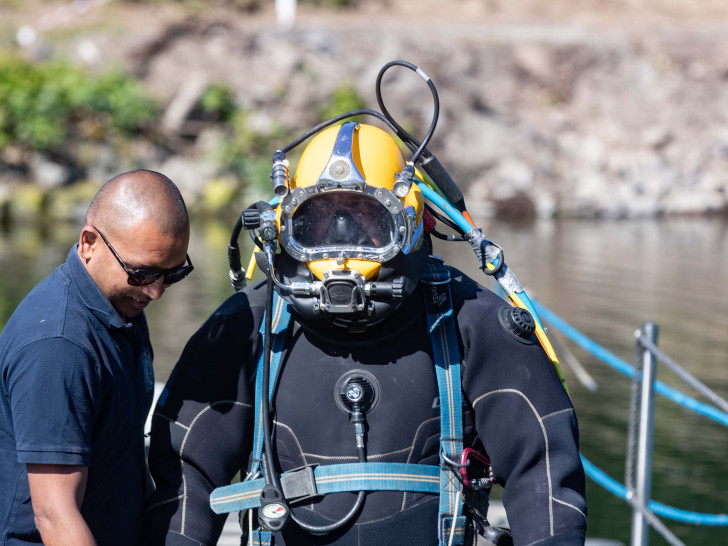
[94,226,194,286]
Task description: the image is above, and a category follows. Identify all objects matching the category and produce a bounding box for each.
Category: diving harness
[218,60,567,545]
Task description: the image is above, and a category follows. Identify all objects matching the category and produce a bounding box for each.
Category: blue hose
[513,290,547,332]
[415,180,728,527]
[532,300,728,428]
[416,181,473,233]
[581,456,728,525]
[416,180,728,527]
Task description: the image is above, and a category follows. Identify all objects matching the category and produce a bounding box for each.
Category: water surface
[1,216,726,545]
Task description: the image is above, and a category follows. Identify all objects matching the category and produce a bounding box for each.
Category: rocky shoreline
[2,1,728,221]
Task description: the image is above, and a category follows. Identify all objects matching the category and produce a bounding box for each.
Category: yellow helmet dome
[294,123,408,194]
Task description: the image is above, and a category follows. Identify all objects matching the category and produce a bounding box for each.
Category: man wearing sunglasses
[0,169,192,545]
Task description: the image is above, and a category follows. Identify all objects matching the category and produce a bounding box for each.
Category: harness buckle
[438,513,468,546]
[280,465,319,502]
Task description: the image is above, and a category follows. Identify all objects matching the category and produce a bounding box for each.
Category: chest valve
[498,305,537,345]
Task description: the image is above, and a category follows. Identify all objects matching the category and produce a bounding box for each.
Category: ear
[78,226,99,262]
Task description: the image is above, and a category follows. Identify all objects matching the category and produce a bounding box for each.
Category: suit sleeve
[458,285,587,546]
[145,293,260,546]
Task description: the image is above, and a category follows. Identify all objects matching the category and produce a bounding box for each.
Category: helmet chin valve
[320,270,367,314]
[317,270,407,316]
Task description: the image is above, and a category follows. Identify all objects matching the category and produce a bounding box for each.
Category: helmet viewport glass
[291,191,396,251]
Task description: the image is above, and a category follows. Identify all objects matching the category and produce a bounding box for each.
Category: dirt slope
[4,0,728,218]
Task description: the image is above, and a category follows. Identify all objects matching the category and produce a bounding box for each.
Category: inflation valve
[498,305,537,344]
[335,370,380,415]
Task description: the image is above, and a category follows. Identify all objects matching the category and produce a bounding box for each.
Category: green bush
[0,54,159,153]
[317,85,366,123]
[200,83,236,123]
[216,84,366,191]
[216,110,287,193]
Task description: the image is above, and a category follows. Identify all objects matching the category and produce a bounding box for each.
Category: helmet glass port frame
[278,186,417,264]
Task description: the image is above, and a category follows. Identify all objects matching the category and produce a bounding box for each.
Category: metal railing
[532,301,728,545]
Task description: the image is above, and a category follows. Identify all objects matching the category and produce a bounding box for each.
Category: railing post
[631,322,659,546]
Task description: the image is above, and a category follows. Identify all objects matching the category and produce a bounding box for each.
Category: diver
[145,61,587,546]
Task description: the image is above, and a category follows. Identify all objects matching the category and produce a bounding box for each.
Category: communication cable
[416,180,568,393]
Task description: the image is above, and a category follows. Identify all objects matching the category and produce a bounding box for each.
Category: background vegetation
[0,54,158,153]
[0,32,366,223]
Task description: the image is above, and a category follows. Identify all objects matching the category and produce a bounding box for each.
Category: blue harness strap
[210,260,467,545]
[238,290,291,546]
[422,257,467,545]
[249,291,292,480]
[211,462,440,513]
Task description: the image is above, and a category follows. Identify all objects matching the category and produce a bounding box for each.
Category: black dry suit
[145,265,587,546]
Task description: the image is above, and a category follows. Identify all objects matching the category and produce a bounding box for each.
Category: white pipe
[275,0,297,29]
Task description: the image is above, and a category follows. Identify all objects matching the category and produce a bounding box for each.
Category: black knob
[391,277,405,300]
[242,209,261,230]
[498,306,537,344]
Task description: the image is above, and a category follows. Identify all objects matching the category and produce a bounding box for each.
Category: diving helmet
[268,121,428,330]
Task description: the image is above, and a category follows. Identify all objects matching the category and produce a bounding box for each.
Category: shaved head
[86,169,189,237]
[79,169,191,319]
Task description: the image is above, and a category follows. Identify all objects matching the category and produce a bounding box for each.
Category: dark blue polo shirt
[0,245,154,545]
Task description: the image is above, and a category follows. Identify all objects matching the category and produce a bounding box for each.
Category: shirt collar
[66,244,133,330]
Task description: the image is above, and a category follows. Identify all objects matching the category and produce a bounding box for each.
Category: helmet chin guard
[258,242,431,332]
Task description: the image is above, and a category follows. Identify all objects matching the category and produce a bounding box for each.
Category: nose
[141,276,166,300]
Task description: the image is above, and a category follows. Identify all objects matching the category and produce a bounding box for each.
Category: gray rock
[29,154,68,189]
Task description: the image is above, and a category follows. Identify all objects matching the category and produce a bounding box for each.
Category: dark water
[1,216,727,545]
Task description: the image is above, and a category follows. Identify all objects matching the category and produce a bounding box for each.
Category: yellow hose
[509,291,570,396]
[245,251,257,281]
